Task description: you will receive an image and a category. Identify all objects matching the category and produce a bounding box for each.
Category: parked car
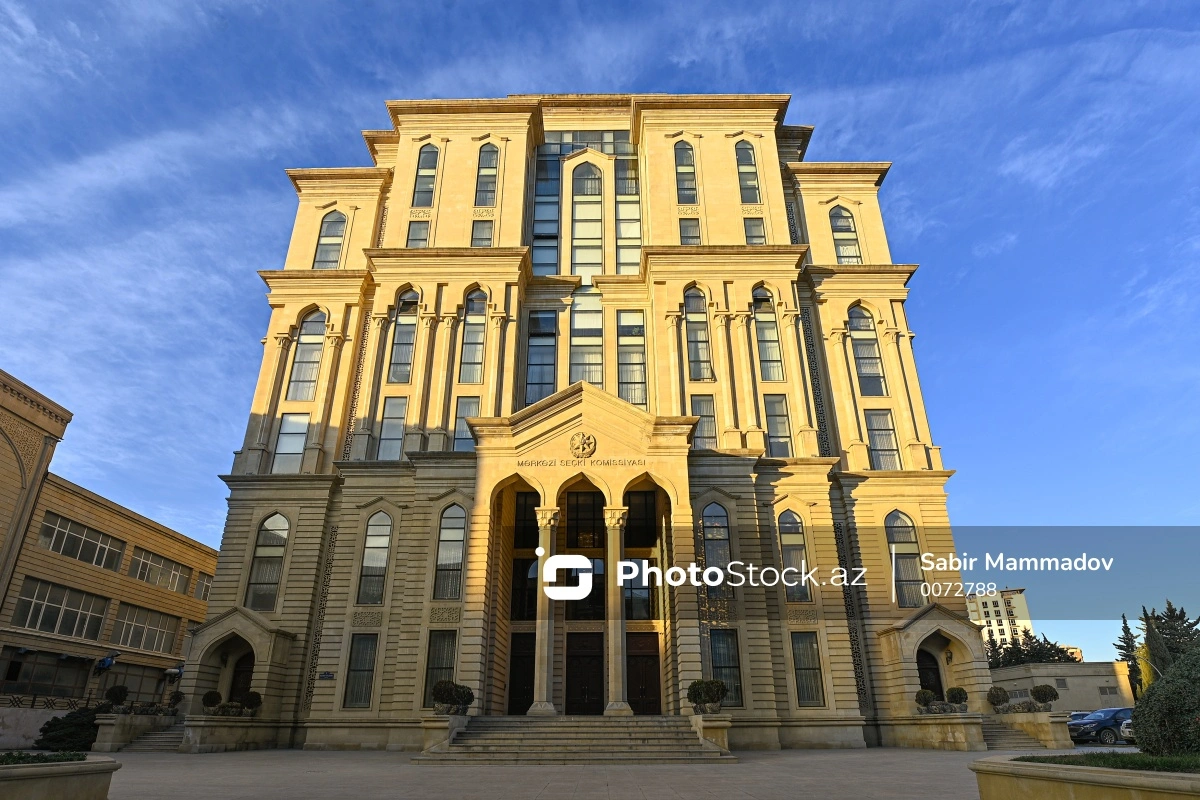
[1119,718,1135,744]
[1067,707,1133,745]
[1068,711,1090,722]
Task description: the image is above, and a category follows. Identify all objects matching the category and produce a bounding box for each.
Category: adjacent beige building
[990,662,1133,712]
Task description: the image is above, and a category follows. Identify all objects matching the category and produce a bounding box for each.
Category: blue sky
[2,1,1198,660]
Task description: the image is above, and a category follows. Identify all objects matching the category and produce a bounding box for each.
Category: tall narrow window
[691,395,717,450]
[433,505,465,600]
[452,397,479,452]
[194,573,212,601]
[865,410,900,470]
[343,633,378,708]
[887,511,924,608]
[623,558,657,620]
[571,164,602,283]
[377,397,407,461]
[763,395,793,457]
[510,559,538,620]
[674,141,697,204]
[617,310,647,409]
[702,503,732,598]
[744,217,766,245]
[388,291,419,383]
[459,290,486,383]
[752,288,783,381]
[848,307,887,396]
[735,141,760,204]
[830,206,862,264]
[569,289,603,387]
[286,311,325,401]
[271,414,308,474]
[245,514,288,612]
[470,220,493,247]
[474,143,498,206]
[623,490,657,548]
[615,160,641,275]
[423,630,457,706]
[513,492,539,549]
[357,512,391,605]
[684,288,714,380]
[679,218,701,245]
[532,154,561,276]
[412,144,439,207]
[710,629,743,706]
[791,632,825,706]
[312,210,346,270]
[406,221,429,248]
[566,491,604,549]
[779,511,810,602]
[524,310,557,406]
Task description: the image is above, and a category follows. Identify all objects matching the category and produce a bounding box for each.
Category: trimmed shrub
[33,707,103,752]
[168,691,185,708]
[1030,684,1059,704]
[202,690,222,708]
[104,684,129,706]
[915,689,936,707]
[1133,647,1200,756]
[686,679,728,705]
[987,686,1010,708]
[242,691,263,711]
[452,684,475,708]
[0,752,87,765]
[431,680,457,705]
[946,687,968,704]
[686,680,705,705]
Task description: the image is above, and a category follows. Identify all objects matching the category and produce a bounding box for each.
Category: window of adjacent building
[623,558,657,620]
[675,141,697,204]
[357,512,391,605]
[98,662,166,703]
[111,603,180,654]
[564,558,605,621]
[514,492,539,549]
[566,491,604,549]
[702,503,733,599]
[194,572,212,601]
[311,210,346,270]
[1099,686,1119,696]
[679,217,701,245]
[38,512,125,572]
[470,219,494,247]
[11,577,107,640]
[406,220,429,248]
[752,288,784,381]
[377,396,407,461]
[791,631,824,707]
[744,217,766,246]
[615,159,641,275]
[510,558,537,621]
[433,505,465,600]
[623,490,657,549]
[0,646,90,698]
[865,410,901,470]
[245,513,288,612]
[343,633,378,708]
[779,511,810,602]
[271,413,308,474]
[459,290,487,383]
[691,395,717,450]
[735,141,760,204]
[684,288,714,381]
[887,511,924,608]
[128,548,192,594]
[423,630,457,706]
[848,306,887,396]
[830,206,863,264]
[710,629,743,706]
[617,310,647,409]
[411,144,439,207]
[1056,678,1069,690]
[764,395,793,458]
[474,144,499,207]
[524,310,557,407]
[571,163,603,283]
[388,291,419,383]
[569,289,603,387]
[452,396,479,452]
[286,311,325,402]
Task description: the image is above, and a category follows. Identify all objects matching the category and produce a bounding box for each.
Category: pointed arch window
[312,210,346,270]
[459,290,487,384]
[388,291,419,383]
[735,141,760,204]
[245,514,288,612]
[886,511,924,608]
[830,206,862,264]
[357,512,391,605]
[779,511,810,602]
[848,306,886,396]
[433,505,466,600]
[474,144,499,207]
[569,288,603,386]
[412,144,439,208]
[571,163,602,282]
[684,288,714,381]
[752,288,783,381]
[674,141,697,204]
[286,311,326,401]
[702,503,733,599]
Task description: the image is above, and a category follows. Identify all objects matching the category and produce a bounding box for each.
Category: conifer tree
[1154,600,1200,659]
[1142,607,1175,680]
[1114,613,1142,696]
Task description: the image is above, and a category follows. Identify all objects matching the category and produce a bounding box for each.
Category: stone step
[415,754,733,765]
[121,724,185,752]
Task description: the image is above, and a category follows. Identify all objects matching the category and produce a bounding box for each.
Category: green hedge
[1132,647,1200,756]
[0,751,87,765]
[1016,753,1200,773]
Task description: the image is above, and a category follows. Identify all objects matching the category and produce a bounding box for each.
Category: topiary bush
[168,691,185,708]
[242,691,263,712]
[202,690,222,709]
[104,684,129,706]
[987,686,1010,708]
[946,687,968,705]
[431,680,457,706]
[915,689,936,707]
[33,707,103,752]
[452,684,474,709]
[1031,684,1059,704]
[1132,647,1200,756]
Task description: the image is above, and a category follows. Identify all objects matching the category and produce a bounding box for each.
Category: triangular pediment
[877,602,974,635]
[196,605,296,640]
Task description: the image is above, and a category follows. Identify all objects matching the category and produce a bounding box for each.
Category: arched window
[458,290,487,384]
[886,511,924,608]
[569,288,603,387]
[412,144,439,207]
[357,512,391,605]
[433,505,466,600]
[735,141,760,204]
[245,514,288,612]
[684,288,714,381]
[388,290,419,383]
[571,163,602,282]
[830,206,862,264]
[848,306,886,396]
[474,144,499,207]
[312,210,346,270]
[674,141,697,204]
[779,511,809,602]
[286,311,326,401]
[752,288,783,381]
[702,503,732,598]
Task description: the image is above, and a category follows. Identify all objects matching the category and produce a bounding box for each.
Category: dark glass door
[229,652,254,703]
[917,650,944,700]
[565,632,604,715]
[627,633,661,715]
[507,633,536,714]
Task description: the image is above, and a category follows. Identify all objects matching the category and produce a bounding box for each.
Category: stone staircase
[413,715,736,765]
[121,722,185,753]
[980,717,1045,750]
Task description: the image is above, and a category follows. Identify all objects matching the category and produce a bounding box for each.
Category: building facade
[990,662,1133,712]
[966,587,1034,648]
[182,93,992,752]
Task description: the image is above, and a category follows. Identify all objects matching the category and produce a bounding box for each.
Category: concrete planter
[180,715,280,753]
[0,756,121,800]
[993,711,1074,750]
[971,755,1200,800]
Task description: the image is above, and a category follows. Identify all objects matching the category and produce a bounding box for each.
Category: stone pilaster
[528,506,560,715]
[603,506,632,716]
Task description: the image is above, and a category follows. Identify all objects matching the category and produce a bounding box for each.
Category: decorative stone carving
[429,606,461,623]
[535,507,561,529]
[569,432,596,459]
[787,607,819,623]
[0,408,43,477]
[603,507,628,530]
[472,208,495,218]
[302,525,339,712]
[409,209,431,219]
[677,206,700,216]
[741,205,763,215]
[352,611,383,627]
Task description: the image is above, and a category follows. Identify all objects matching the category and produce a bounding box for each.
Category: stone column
[408,313,438,452]
[780,310,819,456]
[603,506,632,716]
[528,506,561,715]
[710,312,740,448]
[731,312,765,452]
[481,310,507,416]
[663,312,683,416]
[302,323,346,473]
[349,312,390,460]
[425,314,459,451]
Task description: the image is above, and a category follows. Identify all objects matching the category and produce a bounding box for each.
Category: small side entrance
[508,633,536,714]
[229,652,255,704]
[917,649,944,701]
[565,632,604,715]
[626,633,661,715]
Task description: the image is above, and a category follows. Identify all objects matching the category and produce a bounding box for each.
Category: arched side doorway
[916,650,944,701]
[229,652,255,704]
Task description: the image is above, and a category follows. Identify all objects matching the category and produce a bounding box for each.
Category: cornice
[787,161,891,187]
[804,263,919,286]
[364,247,531,276]
[641,244,809,274]
[0,368,72,429]
[286,167,393,196]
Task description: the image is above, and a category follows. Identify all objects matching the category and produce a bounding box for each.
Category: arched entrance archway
[229,652,255,704]
[916,650,944,700]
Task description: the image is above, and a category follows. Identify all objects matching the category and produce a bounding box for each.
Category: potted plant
[451,684,474,715]
[1030,684,1059,711]
[946,686,968,712]
[915,689,936,712]
[103,684,130,712]
[167,691,185,715]
[242,691,263,717]
[202,690,222,713]
[987,686,1009,711]
[431,680,457,715]
[687,680,728,713]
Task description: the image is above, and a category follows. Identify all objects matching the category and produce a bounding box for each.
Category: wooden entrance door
[507,633,535,715]
[565,633,604,715]
[626,633,661,715]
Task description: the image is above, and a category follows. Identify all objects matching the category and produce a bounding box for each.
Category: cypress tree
[1154,600,1200,659]
[1114,613,1142,697]
[1143,606,1175,680]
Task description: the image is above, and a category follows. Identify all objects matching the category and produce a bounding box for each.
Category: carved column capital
[273,333,293,349]
[603,506,629,531]
[535,506,561,530]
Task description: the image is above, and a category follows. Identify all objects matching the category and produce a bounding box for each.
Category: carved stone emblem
[569,432,597,459]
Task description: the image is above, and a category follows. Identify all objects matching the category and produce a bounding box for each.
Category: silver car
[1120,718,1135,744]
